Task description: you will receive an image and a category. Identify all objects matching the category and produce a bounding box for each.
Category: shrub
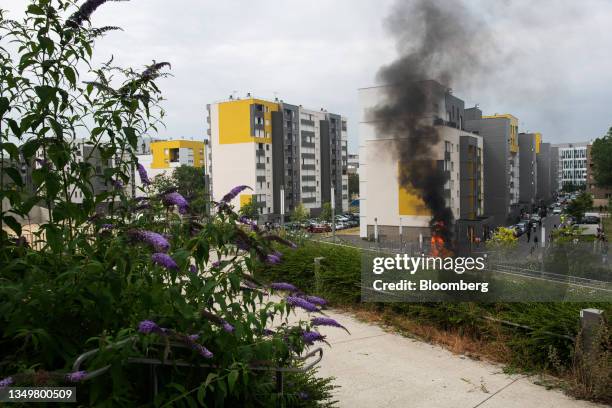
[0,2,337,406]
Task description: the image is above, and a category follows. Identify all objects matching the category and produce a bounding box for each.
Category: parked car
[581,215,600,225]
[516,222,529,235]
[552,207,562,215]
[307,224,331,233]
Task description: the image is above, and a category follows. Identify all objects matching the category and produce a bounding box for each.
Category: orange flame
[430,221,452,257]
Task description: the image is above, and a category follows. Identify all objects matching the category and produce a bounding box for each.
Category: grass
[255,239,612,403]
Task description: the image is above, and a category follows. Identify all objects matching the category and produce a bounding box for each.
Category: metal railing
[72,336,323,400]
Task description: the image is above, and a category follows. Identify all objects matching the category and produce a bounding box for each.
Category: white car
[552,207,562,215]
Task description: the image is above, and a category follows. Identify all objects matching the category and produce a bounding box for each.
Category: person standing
[526,228,531,243]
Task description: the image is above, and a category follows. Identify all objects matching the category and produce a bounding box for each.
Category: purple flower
[163,192,189,214]
[0,376,13,389]
[182,334,213,358]
[66,371,87,382]
[266,252,282,264]
[265,235,298,249]
[137,163,150,186]
[222,321,235,333]
[68,0,108,27]
[133,230,170,252]
[211,260,221,268]
[311,317,349,333]
[152,253,178,270]
[101,223,114,230]
[220,185,251,203]
[262,328,275,336]
[298,391,309,400]
[112,179,123,190]
[302,331,326,345]
[286,296,319,313]
[193,344,213,359]
[270,282,298,292]
[189,265,197,274]
[238,216,259,231]
[138,320,160,334]
[303,295,327,306]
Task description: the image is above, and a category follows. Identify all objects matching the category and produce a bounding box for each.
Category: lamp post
[280,186,285,230]
[374,217,378,242]
[331,186,336,242]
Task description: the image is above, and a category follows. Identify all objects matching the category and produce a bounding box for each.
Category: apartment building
[464,111,520,226]
[518,132,541,206]
[347,153,359,175]
[133,139,207,197]
[358,81,486,243]
[207,96,348,221]
[553,142,588,190]
[537,142,553,204]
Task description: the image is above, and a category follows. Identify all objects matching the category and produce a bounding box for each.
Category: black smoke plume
[372,0,489,247]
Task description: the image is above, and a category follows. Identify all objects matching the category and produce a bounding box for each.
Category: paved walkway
[300,309,604,408]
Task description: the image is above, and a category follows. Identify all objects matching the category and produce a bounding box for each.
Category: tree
[320,202,332,222]
[486,227,518,249]
[173,165,208,215]
[348,173,359,198]
[239,199,260,219]
[290,202,308,223]
[151,166,209,216]
[590,126,612,188]
[566,191,593,220]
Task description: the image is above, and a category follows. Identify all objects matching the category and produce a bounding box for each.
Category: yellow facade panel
[150,140,206,169]
[398,186,431,216]
[218,98,279,145]
[239,194,252,207]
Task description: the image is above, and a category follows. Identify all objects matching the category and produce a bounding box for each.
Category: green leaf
[49,118,63,139]
[0,97,9,117]
[227,370,239,393]
[0,142,19,160]
[4,167,24,187]
[123,127,137,149]
[2,215,21,237]
[27,4,45,15]
[7,119,22,138]
[63,66,76,87]
[204,373,218,389]
[21,139,41,160]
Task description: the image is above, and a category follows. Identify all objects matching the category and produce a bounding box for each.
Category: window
[266,144,270,151]
[258,143,263,149]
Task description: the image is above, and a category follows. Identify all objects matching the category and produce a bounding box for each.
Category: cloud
[2,0,612,149]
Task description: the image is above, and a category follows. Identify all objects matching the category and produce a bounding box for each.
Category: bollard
[580,308,605,358]
[314,257,325,294]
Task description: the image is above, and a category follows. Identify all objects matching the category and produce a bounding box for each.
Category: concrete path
[301,309,605,408]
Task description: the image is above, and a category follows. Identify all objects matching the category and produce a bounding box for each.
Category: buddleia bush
[0,1,339,406]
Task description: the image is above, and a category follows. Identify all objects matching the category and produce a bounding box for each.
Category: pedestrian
[526,229,531,243]
[533,234,538,249]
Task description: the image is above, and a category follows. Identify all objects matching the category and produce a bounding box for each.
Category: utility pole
[331,186,336,242]
[280,186,285,230]
[399,217,403,250]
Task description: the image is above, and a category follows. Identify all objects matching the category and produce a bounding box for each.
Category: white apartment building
[207,96,348,221]
[553,142,588,189]
[359,82,484,242]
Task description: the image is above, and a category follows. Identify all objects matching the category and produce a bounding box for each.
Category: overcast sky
[3,0,612,152]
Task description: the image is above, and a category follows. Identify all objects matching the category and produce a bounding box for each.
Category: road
[292,308,606,408]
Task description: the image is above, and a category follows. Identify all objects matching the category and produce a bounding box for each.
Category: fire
[430,221,451,257]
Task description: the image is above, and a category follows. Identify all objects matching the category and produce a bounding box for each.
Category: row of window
[560,148,586,159]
